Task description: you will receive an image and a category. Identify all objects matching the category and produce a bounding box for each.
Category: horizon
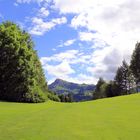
[0,0,140,84]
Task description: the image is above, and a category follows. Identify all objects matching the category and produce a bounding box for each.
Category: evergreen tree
[67,93,73,102]
[0,21,48,102]
[104,81,118,97]
[127,68,136,94]
[114,60,135,95]
[59,94,65,102]
[58,94,73,102]
[130,42,140,92]
[93,77,106,99]
[114,61,127,95]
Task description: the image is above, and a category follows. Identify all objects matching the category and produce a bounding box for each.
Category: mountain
[48,79,95,101]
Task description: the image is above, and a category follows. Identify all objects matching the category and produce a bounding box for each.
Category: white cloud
[70,0,140,53]
[79,31,107,49]
[40,50,79,64]
[40,49,96,84]
[52,0,93,14]
[38,7,49,17]
[41,47,120,84]
[16,0,140,83]
[53,0,127,14]
[63,39,76,46]
[58,39,76,47]
[54,0,140,82]
[87,47,124,81]
[79,32,94,42]
[62,74,97,85]
[43,61,75,77]
[51,17,67,24]
[40,49,92,66]
[29,16,67,35]
[14,3,19,6]
[16,0,44,4]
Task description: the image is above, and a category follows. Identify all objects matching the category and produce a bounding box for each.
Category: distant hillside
[48,79,95,101]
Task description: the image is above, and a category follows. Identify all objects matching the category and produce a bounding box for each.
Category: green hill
[48,79,95,101]
[0,94,140,140]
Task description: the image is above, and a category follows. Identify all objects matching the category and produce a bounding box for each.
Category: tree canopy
[0,21,48,103]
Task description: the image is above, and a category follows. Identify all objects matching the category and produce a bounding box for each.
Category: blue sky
[0,0,140,84]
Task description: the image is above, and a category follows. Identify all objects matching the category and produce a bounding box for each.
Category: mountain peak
[55,78,64,82]
[48,79,96,102]
[54,78,66,84]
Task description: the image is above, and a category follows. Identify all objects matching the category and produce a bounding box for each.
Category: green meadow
[0,94,140,140]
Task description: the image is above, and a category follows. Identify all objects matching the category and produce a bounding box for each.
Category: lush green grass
[0,94,140,140]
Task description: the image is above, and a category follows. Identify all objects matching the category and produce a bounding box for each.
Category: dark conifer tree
[114,60,135,95]
[130,42,140,92]
[93,77,106,99]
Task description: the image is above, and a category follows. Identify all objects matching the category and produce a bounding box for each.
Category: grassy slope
[0,94,140,140]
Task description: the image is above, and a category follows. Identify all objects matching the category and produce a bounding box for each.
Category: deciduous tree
[0,21,48,102]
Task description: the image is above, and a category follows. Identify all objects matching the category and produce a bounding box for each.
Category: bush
[47,91,60,102]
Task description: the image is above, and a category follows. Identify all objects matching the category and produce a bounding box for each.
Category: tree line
[94,42,140,99]
[0,21,55,103]
[58,93,73,102]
